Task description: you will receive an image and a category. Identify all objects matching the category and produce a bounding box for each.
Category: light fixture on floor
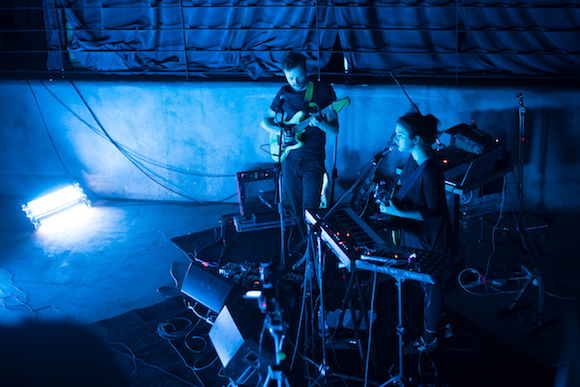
[22,183,91,229]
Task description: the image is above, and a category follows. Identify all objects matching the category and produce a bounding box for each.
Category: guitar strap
[305,81,317,109]
[393,160,428,203]
[395,159,449,255]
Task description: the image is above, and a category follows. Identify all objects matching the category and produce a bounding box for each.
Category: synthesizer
[305,207,453,284]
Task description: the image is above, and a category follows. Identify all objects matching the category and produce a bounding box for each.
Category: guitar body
[269,111,307,163]
[373,182,404,246]
[269,97,350,162]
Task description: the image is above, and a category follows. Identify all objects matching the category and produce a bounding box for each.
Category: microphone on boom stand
[274,94,288,269]
[275,95,286,125]
[372,146,394,164]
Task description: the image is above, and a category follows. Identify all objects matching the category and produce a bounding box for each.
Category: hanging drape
[42,0,580,79]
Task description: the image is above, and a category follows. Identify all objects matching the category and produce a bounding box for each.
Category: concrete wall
[1,78,579,212]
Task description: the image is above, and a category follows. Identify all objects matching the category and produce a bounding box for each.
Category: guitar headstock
[331,97,350,113]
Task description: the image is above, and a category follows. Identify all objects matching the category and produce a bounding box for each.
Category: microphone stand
[291,146,393,386]
[292,146,393,257]
[274,100,287,269]
[330,133,339,206]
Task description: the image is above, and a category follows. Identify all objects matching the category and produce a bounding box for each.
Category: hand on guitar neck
[279,115,325,143]
[269,97,349,162]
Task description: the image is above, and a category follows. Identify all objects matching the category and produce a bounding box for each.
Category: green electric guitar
[269,97,350,162]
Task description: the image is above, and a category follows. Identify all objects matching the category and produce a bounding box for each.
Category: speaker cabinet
[180,262,238,313]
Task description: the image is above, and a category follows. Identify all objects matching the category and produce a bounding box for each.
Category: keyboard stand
[377,275,407,386]
[331,259,376,372]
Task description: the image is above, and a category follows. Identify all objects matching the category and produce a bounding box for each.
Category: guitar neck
[298,105,335,131]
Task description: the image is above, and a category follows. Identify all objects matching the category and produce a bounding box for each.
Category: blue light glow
[22,183,91,229]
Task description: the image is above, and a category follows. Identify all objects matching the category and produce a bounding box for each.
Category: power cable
[36,79,237,203]
[28,80,71,178]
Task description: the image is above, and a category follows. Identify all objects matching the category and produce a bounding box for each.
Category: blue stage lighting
[22,183,91,229]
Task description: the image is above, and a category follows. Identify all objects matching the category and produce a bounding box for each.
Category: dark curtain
[43,0,580,79]
[334,0,580,78]
[44,0,337,79]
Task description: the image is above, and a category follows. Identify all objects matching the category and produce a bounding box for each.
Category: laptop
[444,146,503,187]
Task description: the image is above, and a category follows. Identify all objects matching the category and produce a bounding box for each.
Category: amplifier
[235,168,277,216]
[445,123,501,155]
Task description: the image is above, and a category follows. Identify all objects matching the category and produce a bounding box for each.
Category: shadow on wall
[472,105,576,211]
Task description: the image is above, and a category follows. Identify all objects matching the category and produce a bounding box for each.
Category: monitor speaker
[209,303,275,385]
[235,168,277,216]
[180,262,238,313]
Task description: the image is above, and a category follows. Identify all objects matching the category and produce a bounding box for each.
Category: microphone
[373,146,394,163]
[275,95,285,124]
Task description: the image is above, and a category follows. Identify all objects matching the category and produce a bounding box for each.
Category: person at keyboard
[378,111,457,355]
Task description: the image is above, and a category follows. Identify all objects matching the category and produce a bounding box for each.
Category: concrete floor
[1,194,578,376]
[0,196,241,325]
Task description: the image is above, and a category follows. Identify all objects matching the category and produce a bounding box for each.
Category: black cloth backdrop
[43,0,580,79]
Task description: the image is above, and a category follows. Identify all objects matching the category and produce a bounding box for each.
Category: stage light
[22,183,91,229]
[244,290,262,299]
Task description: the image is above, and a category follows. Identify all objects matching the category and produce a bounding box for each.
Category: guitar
[373,181,405,245]
[269,97,350,162]
[350,161,382,216]
[350,131,396,216]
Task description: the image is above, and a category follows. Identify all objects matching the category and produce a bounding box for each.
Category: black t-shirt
[269,81,336,159]
[395,156,456,257]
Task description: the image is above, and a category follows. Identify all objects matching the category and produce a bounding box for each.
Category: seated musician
[378,111,457,355]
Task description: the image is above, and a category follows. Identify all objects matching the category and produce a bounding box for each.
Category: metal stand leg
[330,266,375,373]
[315,233,328,379]
[379,277,406,387]
[264,366,291,387]
[263,312,291,387]
[495,265,557,335]
[300,232,376,387]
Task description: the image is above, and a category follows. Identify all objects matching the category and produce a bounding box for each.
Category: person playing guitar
[261,52,339,236]
[378,111,457,356]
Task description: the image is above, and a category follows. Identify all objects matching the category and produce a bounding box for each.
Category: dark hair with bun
[397,112,440,145]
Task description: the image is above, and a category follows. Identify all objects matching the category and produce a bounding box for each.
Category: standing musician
[378,111,457,355]
[261,52,339,232]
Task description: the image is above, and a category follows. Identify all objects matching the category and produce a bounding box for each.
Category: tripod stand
[263,313,291,387]
[259,262,292,387]
[492,93,555,334]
